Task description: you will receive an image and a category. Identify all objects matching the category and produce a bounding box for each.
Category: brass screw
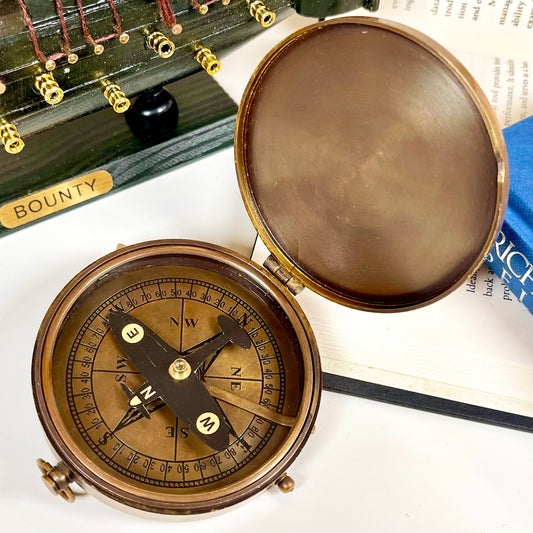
[103,82,130,113]
[37,459,75,503]
[146,31,175,59]
[168,358,191,381]
[118,32,130,44]
[0,122,24,154]
[195,46,220,75]
[66,52,79,64]
[198,4,209,14]
[45,59,56,71]
[222,0,231,4]
[247,0,276,28]
[93,43,105,55]
[35,72,64,105]
[0,81,6,95]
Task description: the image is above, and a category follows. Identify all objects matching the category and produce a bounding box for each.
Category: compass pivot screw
[195,47,220,75]
[146,31,175,58]
[35,73,64,105]
[276,473,295,493]
[103,82,131,113]
[0,122,24,154]
[246,0,276,28]
[169,358,192,381]
[37,459,76,503]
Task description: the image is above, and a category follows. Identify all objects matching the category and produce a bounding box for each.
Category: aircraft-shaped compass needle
[107,310,251,452]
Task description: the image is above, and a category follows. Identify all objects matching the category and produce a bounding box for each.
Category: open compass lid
[235,17,508,312]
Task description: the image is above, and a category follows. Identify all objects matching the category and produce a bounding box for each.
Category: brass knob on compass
[35,73,64,105]
[247,0,276,28]
[37,459,76,503]
[276,473,295,493]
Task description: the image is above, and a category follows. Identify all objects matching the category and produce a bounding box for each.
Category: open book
[252,1,533,431]
[376,0,532,128]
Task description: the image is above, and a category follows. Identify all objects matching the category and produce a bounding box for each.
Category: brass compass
[33,240,320,514]
[32,17,507,516]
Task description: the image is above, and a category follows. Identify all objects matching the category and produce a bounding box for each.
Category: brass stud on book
[35,72,64,105]
[247,0,276,28]
[0,122,24,154]
[146,31,175,58]
[102,82,130,113]
[195,46,221,75]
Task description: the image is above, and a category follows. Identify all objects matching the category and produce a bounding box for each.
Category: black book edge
[323,372,533,433]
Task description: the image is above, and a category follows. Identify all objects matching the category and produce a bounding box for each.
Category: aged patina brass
[235,17,508,311]
[33,241,320,514]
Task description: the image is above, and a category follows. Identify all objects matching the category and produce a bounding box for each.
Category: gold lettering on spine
[0,171,113,228]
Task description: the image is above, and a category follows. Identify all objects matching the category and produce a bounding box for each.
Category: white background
[0,8,532,533]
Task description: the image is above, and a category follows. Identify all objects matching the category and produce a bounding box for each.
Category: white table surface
[1,11,532,533]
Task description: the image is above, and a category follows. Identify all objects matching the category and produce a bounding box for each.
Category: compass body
[33,240,320,514]
[33,16,507,517]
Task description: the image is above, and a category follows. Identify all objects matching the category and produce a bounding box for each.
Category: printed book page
[376,0,533,126]
[252,240,533,417]
[376,0,533,60]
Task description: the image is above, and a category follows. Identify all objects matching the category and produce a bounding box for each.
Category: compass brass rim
[235,16,508,312]
[32,240,321,514]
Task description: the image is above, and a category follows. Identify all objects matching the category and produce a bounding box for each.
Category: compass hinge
[263,255,304,295]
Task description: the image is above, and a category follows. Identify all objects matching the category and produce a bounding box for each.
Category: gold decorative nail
[195,46,220,75]
[246,0,276,28]
[35,72,64,105]
[0,122,25,154]
[102,82,130,113]
[146,31,175,58]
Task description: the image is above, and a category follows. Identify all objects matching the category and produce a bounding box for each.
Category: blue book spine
[485,116,532,315]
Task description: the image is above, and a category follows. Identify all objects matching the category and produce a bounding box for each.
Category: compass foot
[276,473,295,493]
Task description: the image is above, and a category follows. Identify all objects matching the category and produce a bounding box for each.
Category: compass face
[33,241,320,514]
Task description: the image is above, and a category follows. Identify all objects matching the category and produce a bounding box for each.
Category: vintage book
[251,0,533,430]
[486,117,533,315]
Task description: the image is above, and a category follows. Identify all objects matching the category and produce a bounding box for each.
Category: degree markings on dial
[110,442,124,460]
[67,276,287,486]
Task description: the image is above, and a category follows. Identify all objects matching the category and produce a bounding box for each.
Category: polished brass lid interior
[236,18,507,311]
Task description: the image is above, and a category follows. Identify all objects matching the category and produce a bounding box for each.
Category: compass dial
[33,241,320,514]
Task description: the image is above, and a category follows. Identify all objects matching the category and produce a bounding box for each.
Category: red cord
[76,0,97,45]
[107,0,123,34]
[16,0,47,62]
[53,0,73,54]
[158,0,177,29]
[192,0,218,12]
